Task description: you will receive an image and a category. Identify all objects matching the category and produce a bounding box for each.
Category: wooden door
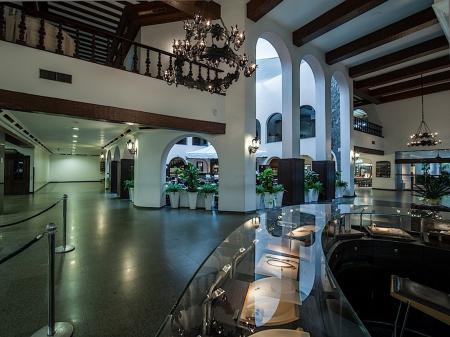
[5,154,30,195]
[110,161,118,193]
[120,159,134,199]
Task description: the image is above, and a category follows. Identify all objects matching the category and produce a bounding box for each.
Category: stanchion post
[31,223,74,337]
[55,195,74,254]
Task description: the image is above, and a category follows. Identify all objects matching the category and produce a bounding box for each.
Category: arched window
[353,108,368,119]
[256,119,261,140]
[267,113,282,143]
[300,105,315,139]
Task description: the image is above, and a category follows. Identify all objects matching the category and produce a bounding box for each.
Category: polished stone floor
[0,183,252,337]
[0,183,437,337]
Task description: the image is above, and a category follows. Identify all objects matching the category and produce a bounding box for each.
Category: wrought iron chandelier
[407,75,442,147]
[164,10,256,94]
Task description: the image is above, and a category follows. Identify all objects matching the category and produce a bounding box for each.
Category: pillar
[315,73,332,161]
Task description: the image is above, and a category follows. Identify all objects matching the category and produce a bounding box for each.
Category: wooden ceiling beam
[78,2,122,20]
[326,7,438,64]
[163,0,221,20]
[354,88,381,105]
[98,1,123,13]
[369,70,450,97]
[293,0,387,47]
[349,36,449,78]
[55,2,120,26]
[378,81,450,103]
[247,0,283,22]
[354,56,450,89]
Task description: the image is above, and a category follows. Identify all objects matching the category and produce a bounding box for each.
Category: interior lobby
[0,1,449,337]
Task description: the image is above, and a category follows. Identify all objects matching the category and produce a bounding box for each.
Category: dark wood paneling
[354,56,450,89]
[110,160,118,193]
[326,8,438,64]
[0,90,226,134]
[120,159,134,199]
[247,0,283,22]
[164,1,221,19]
[312,161,335,201]
[354,146,384,156]
[5,153,30,195]
[349,36,449,78]
[293,0,387,47]
[277,158,304,206]
[378,81,450,103]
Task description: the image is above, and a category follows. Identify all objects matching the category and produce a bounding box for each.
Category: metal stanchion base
[31,322,73,337]
[55,244,75,254]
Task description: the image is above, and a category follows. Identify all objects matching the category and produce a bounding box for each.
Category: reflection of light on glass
[70,260,76,265]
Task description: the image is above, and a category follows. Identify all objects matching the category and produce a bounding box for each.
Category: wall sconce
[100,153,105,160]
[127,139,137,155]
[248,137,260,154]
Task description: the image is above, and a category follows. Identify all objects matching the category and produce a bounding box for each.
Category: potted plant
[165,182,184,209]
[304,169,319,203]
[178,163,200,210]
[273,183,285,208]
[258,168,276,209]
[201,183,218,211]
[308,181,323,203]
[414,173,450,205]
[123,180,134,203]
[335,171,348,198]
[256,184,265,209]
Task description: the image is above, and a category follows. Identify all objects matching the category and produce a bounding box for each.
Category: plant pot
[204,193,215,211]
[425,197,441,206]
[304,190,310,203]
[129,187,134,203]
[275,191,284,208]
[187,192,198,210]
[308,189,319,203]
[256,193,264,209]
[335,186,345,198]
[264,192,275,209]
[169,192,180,209]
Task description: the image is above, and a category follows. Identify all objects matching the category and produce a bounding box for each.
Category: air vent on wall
[39,69,72,84]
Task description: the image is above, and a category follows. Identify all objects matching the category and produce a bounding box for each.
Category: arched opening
[353,108,368,119]
[267,113,282,143]
[256,119,261,140]
[162,135,220,210]
[267,157,280,175]
[355,157,373,188]
[300,105,316,139]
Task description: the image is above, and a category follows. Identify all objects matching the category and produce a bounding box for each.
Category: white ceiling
[9,111,129,155]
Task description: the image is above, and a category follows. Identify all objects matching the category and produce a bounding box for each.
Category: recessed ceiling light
[125,122,136,126]
[72,135,78,138]
[73,140,77,143]
[72,127,79,131]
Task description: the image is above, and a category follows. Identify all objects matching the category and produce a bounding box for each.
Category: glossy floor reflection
[0,183,252,337]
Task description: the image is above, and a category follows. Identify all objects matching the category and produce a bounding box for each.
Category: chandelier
[164,12,256,94]
[407,75,442,147]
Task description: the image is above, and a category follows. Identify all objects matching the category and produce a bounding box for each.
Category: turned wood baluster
[144,48,151,76]
[56,23,63,54]
[16,12,26,44]
[74,29,80,58]
[0,4,5,40]
[106,39,112,65]
[206,68,211,83]
[188,62,193,78]
[91,33,96,62]
[37,17,46,50]
[132,44,138,73]
[197,65,203,81]
[156,52,162,79]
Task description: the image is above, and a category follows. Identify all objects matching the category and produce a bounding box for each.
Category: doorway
[110,161,118,194]
[5,152,30,195]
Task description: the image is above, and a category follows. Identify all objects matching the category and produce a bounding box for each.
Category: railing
[353,117,383,137]
[0,3,222,93]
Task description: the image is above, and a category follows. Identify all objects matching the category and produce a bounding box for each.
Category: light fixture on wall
[127,139,137,155]
[407,74,442,147]
[248,137,260,154]
[165,4,257,94]
[100,153,105,160]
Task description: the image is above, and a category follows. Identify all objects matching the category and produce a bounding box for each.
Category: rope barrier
[0,232,45,265]
[0,198,62,228]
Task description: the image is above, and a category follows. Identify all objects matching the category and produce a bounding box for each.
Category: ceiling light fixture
[73,140,77,143]
[407,74,442,147]
[72,135,78,138]
[72,127,79,131]
[127,139,137,155]
[165,6,256,94]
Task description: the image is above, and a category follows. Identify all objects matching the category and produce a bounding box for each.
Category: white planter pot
[256,194,264,209]
[335,186,345,198]
[129,188,134,203]
[204,193,215,211]
[308,189,319,203]
[275,191,284,208]
[264,192,275,209]
[304,190,310,203]
[168,192,180,209]
[188,192,198,210]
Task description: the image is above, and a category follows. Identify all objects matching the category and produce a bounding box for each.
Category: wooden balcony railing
[0,3,222,94]
[353,117,383,137]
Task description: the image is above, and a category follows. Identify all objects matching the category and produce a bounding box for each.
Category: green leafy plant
[273,183,285,193]
[200,183,218,195]
[310,181,323,192]
[165,182,184,193]
[123,180,134,191]
[304,169,319,190]
[178,163,200,192]
[415,173,450,201]
[335,171,348,188]
[258,168,276,193]
[256,184,265,194]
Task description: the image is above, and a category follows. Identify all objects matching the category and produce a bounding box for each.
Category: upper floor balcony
[353,116,383,137]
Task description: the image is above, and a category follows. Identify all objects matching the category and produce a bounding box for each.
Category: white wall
[49,155,101,182]
[34,146,50,190]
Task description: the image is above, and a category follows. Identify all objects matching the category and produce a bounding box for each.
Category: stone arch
[266,113,282,143]
[113,146,121,161]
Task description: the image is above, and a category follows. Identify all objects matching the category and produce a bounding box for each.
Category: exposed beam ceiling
[326,7,438,64]
[247,0,284,22]
[378,81,450,103]
[163,0,221,19]
[369,70,450,97]
[293,0,387,47]
[354,56,450,89]
[349,35,449,78]
[353,88,381,105]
